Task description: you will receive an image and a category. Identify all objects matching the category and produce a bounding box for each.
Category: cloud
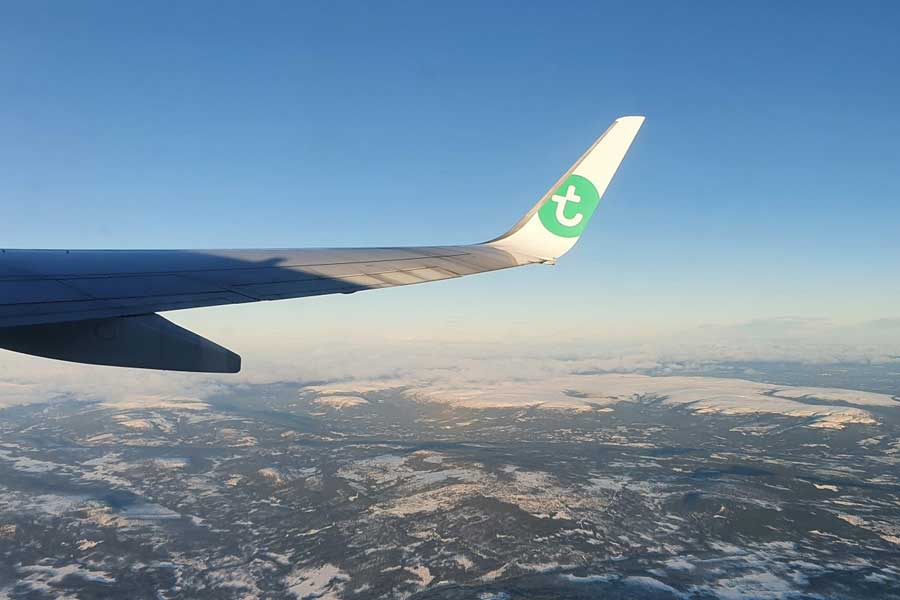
[648,316,900,364]
[0,311,898,411]
[306,371,889,429]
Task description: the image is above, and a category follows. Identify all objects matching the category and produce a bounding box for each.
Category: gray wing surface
[0,116,644,373]
[0,245,534,373]
[0,245,528,329]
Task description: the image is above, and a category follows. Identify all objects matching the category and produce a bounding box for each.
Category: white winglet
[486,116,644,262]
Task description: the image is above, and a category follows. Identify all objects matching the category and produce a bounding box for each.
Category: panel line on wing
[0,250,475,281]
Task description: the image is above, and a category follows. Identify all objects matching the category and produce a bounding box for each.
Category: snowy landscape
[1,360,899,598]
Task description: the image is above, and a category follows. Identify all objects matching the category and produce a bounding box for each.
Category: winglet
[486,116,644,261]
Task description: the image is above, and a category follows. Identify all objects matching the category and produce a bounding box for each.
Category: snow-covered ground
[309,373,897,429]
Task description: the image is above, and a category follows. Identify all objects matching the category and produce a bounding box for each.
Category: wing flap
[63,274,223,299]
[237,278,362,300]
[0,293,256,328]
[0,280,92,303]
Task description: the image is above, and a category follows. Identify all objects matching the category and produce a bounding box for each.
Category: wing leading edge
[0,116,644,372]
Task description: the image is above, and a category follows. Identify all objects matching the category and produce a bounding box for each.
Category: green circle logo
[538,174,600,238]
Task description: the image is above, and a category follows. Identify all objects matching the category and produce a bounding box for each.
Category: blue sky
[1,1,899,349]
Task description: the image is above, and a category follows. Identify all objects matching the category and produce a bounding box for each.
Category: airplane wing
[0,116,644,373]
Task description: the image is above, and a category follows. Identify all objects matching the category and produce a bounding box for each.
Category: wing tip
[225,351,242,374]
[485,115,645,261]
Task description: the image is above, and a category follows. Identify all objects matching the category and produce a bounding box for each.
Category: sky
[1,1,899,374]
